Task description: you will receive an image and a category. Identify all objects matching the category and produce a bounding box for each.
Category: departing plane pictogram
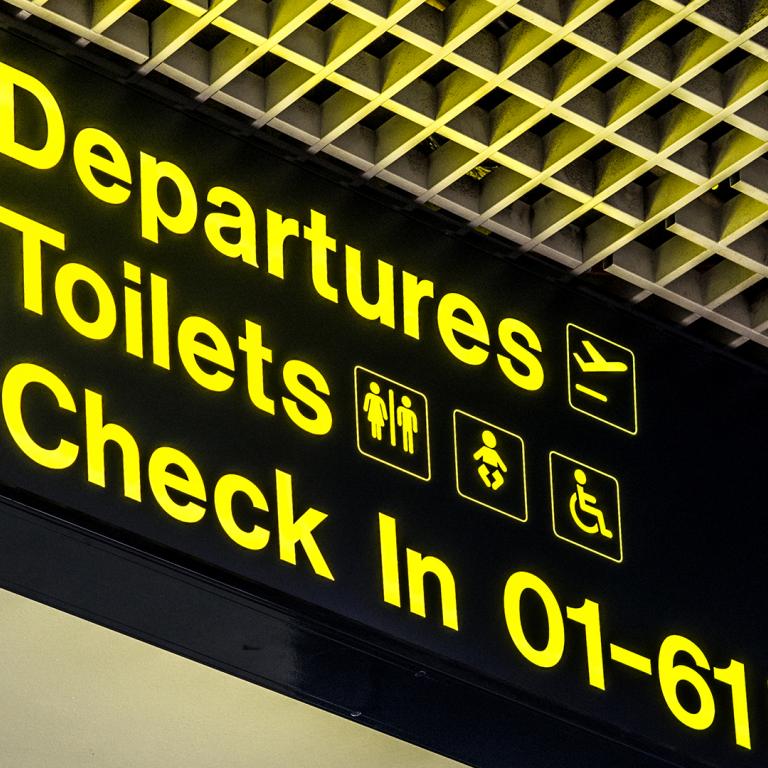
[567,325,637,434]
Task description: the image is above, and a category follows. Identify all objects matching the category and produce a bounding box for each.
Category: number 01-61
[503,571,752,750]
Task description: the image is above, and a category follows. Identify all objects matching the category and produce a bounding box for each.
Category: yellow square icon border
[453,409,528,523]
[566,323,638,436]
[549,451,623,564]
[354,365,431,482]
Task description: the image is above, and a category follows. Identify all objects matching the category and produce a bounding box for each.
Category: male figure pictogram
[396,395,418,454]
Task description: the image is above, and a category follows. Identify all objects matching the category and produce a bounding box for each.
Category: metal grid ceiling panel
[3,0,768,349]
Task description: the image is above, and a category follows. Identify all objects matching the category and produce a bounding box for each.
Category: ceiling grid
[3,0,768,350]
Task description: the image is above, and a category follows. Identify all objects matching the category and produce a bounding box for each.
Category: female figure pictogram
[363,381,388,440]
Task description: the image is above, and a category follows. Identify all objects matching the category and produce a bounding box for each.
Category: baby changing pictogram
[454,410,527,522]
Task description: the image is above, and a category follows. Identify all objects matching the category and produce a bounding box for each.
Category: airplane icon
[566,324,637,435]
[573,340,628,374]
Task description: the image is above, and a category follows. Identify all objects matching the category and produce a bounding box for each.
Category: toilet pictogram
[355,366,430,481]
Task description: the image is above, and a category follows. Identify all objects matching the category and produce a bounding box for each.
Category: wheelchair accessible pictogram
[570,468,613,539]
[454,411,528,522]
[550,452,622,562]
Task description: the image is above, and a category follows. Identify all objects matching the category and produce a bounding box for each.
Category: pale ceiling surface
[0,588,467,768]
[2,0,768,354]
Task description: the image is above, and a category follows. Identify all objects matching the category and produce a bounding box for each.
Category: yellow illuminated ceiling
[2,0,768,351]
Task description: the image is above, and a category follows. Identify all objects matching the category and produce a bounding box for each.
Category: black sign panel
[0,29,766,767]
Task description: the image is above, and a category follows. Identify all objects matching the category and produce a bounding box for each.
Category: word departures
[1,33,766,768]
[0,61,545,395]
